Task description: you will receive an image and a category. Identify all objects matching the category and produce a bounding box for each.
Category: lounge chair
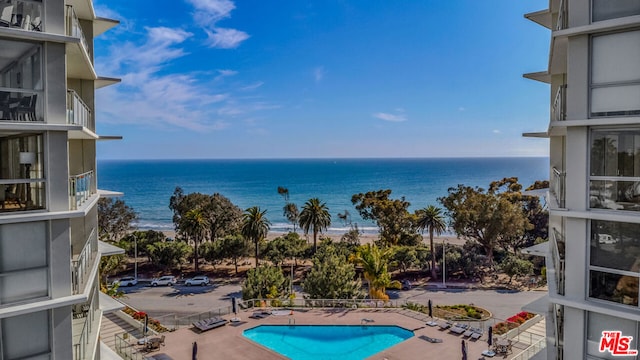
[438,321,452,330]
[463,329,473,337]
[249,311,269,319]
[361,318,375,324]
[192,316,227,331]
[426,320,438,327]
[450,325,465,335]
[418,335,443,343]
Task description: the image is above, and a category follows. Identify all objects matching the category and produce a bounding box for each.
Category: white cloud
[314,66,326,82]
[373,112,407,122]
[458,107,466,111]
[241,81,264,91]
[492,129,501,134]
[205,28,250,49]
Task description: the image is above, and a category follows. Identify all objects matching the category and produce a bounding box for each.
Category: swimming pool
[243,324,414,360]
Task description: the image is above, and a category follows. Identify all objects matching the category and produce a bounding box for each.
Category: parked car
[115,276,137,287]
[401,280,412,290]
[185,275,210,286]
[151,276,177,287]
[598,234,618,244]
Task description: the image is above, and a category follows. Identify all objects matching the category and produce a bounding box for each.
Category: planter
[504,314,542,339]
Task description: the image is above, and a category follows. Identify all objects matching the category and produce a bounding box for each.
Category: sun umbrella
[428,299,433,318]
[192,341,198,360]
[143,314,149,336]
[488,326,493,347]
[462,339,468,360]
[232,297,237,315]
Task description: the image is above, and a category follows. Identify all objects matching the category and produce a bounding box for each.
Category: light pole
[290,257,295,296]
[134,236,138,280]
[442,240,446,288]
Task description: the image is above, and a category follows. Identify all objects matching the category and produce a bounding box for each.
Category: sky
[93,0,551,160]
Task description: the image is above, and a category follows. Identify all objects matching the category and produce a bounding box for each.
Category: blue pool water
[243,325,414,360]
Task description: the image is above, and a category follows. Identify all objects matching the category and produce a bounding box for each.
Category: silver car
[115,276,138,287]
[151,276,176,286]
[185,275,210,286]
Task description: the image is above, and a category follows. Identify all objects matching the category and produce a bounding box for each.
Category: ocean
[97,158,549,234]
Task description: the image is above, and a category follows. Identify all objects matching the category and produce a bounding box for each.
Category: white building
[0,0,122,359]
[524,1,640,359]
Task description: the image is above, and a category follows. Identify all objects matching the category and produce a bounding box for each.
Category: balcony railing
[0,89,43,122]
[0,0,43,32]
[555,0,567,30]
[67,90,92,128]
[66,6,88,55]
[552,85,567,121]
[551,167,566,208]
[72,287,99,360]
[551,228,565,296]
[69,170,95,210]
[71,228,97,295]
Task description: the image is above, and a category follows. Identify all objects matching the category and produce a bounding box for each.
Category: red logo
[600,331,638,356]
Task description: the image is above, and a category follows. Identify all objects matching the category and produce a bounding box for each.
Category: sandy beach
[159,229,467,247]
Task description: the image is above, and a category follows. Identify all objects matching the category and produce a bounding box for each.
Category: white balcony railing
[71,228,97,295]
[66,6,88,54]
[67,90,91,128]
[552,85,567,121]
[72,287,99,360]
[551,167,565,208]
[551,228,565,296]
[69,170,95,210]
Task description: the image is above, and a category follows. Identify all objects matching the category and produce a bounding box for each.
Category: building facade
[0,0,121,359]
[525,0,640,359]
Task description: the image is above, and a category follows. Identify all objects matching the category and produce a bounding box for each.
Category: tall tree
[299,198,331,253]
[183,208,209,272]
[416,205,447,280]
[303,245,362,299]
[351,189,420,246]
[277,186,290,202]
[283,202,300,232]
[98,198,138,242]
[350,243,397,300]
[242,206,271,268]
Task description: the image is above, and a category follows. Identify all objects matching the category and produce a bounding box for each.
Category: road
[118,280,546,322]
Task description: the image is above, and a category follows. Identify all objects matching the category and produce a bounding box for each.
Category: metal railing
[72,289,99,360]
[66,6,88,55]
[71,228,97,295]
[512,336,547,360]
[551,167,566,208]
[552,85,567,121]
[555,0,567,30]
[69,170,95,210]
[551,228,566,296]
[67,90,92,129]
[114,333,146,360]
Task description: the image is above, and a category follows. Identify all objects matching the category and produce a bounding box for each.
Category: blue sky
[93,0,550,159]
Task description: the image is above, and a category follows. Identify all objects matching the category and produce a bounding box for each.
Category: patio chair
[14,94,37,121]
[0,5,12,24]
[418,335,443,343]
[0,92,10,119]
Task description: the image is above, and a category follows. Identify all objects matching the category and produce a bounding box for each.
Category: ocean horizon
[97,157,549,235]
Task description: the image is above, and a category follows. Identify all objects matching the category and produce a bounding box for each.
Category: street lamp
[134,236,138,281]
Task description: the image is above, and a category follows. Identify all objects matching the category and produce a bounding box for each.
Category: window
[0,311,50,360]
[0,133,45,212]
[590,129,640,211]
[591,31,640,117]
[0,39,43,121]
[589,220,640,308]
[586,312,639,359]
[0,222,48,305]
[593,0,640,22]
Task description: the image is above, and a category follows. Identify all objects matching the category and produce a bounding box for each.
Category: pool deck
[139,308,523,359]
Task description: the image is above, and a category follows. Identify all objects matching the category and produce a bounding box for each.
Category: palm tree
[242,206,271,268]
[416,205,447,280]
[183,208,210,272]
[299,198,331,253]
[350,244,396,300]
[283,202,299,232]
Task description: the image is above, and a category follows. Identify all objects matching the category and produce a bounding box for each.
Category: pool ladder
[288,318,296,325]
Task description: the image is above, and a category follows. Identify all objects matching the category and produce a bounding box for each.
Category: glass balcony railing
[555,0,567,30]
[71,228,97,295]
[551,167,566,208]
[552,85,567,121]
[69,170,95,210]
[0,0,43,32]
[66,6,88,55]
[72,287,99,360]
[0,180,46,212]
[67,90,92,128]
[551,228,566,296]
[0,89,43,122]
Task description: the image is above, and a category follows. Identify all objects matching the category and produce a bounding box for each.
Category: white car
[115,276,138,287]
[151,276,177,287]
[185,275,210,286]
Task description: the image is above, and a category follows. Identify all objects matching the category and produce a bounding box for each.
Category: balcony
[70,170,95,210]
[0,89,43,122]
[551,167,566,208]
[555,0,567,31]
[67,89,92,128]
[0,0,43,32]
[66,6,88,54]
[72,287,100,360]
[551,228,566,296]
[71,228,97,295]
[551,85,566,122]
